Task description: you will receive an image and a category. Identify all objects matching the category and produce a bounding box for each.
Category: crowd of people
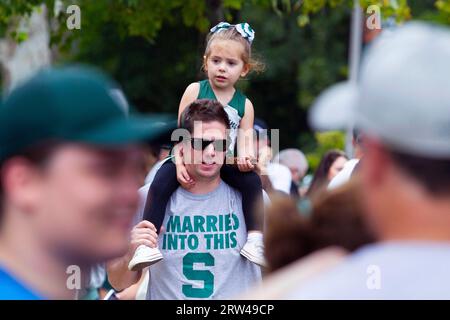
[0,20,449,300]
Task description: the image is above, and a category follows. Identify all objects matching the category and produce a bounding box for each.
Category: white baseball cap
[309,22,450,158]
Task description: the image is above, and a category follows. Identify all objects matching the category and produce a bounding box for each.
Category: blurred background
[0,0,449,173]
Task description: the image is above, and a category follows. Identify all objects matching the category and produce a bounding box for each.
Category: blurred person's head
[253,118,270,154]
[273,149,309,185]
[0,67,172,298]
[158,144,172,161]
[362,141,450,241]
[355,25,450,242]
[1,143,144,263]
[145,143,172,174]
[179,99,230,183]
[307,150,348,198]
[147,143,171,162]
[265,179,376,272]
[310,23,450,242]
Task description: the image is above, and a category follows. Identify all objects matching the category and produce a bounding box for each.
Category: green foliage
[1,0,449,153]
[305,131,346,172]
[359,0,411,22]
[416,0,450,25]
[0,0,55,39]
[270,0,411,28]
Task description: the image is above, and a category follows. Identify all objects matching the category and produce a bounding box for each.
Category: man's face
[32,144,144,264]
[183,121,227,182]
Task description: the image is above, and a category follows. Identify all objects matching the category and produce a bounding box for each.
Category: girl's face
[328,156,348,181]
[204,39,249,90]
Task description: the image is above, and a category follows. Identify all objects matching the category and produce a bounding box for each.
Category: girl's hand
[237,156,255,172]
[173,143,195,189]
[176,162,195,189]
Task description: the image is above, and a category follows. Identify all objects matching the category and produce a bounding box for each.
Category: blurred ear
[2,158,42,213]
[362,138,390,188]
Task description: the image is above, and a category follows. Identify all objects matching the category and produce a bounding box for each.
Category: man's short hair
[389,149,450,196]
[180,99,230,134]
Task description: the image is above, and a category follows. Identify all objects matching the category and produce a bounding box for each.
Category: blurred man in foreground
[0,67,171,299]
[289,22,450,299]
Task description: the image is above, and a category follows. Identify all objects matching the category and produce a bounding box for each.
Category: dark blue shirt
[0,266,42,300]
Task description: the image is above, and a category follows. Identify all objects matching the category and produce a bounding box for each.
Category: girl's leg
[220,165,263,231]
[128,160,179,271]
[143,160,179,234]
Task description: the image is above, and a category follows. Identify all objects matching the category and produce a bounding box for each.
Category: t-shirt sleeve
[133,184,150,225]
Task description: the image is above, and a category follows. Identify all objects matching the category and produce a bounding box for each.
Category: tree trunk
[0,4,51,94]
[206,0,224,26]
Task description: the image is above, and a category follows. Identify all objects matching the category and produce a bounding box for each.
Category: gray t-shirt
[137,180,261,300]
[287,242,450,299]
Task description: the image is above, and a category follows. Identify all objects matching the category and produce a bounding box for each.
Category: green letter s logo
[182,253,214,298]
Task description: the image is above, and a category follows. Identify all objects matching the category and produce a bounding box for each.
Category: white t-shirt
[267,163,292,194]
[328,158,359,190]
[286,241,450,299]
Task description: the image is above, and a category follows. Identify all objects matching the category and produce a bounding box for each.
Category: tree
[1,0,448,155]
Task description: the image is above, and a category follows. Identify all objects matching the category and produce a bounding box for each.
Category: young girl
[128,22,266,271]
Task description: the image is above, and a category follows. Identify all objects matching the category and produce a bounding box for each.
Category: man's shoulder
[286,251,371,299]
[0,267,41,300]
[287,242,450,299]
[220,180,243,201]
[284,244,388,299]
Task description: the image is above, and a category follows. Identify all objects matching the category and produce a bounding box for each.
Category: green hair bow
[210,22,255,44]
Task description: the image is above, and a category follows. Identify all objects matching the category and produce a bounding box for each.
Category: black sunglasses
[190,138,229,152]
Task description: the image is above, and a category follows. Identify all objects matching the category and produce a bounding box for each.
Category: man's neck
[188,175,221,195]
[380,192,450,243]
[0,211,90,299]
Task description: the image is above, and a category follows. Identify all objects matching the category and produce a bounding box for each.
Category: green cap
[0,66,175,161]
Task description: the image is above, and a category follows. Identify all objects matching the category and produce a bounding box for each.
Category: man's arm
[107,256,141,292]
[107,220,158,291]
[115,268,149,300]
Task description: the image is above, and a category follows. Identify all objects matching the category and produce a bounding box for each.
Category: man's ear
[2,158,42,213]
